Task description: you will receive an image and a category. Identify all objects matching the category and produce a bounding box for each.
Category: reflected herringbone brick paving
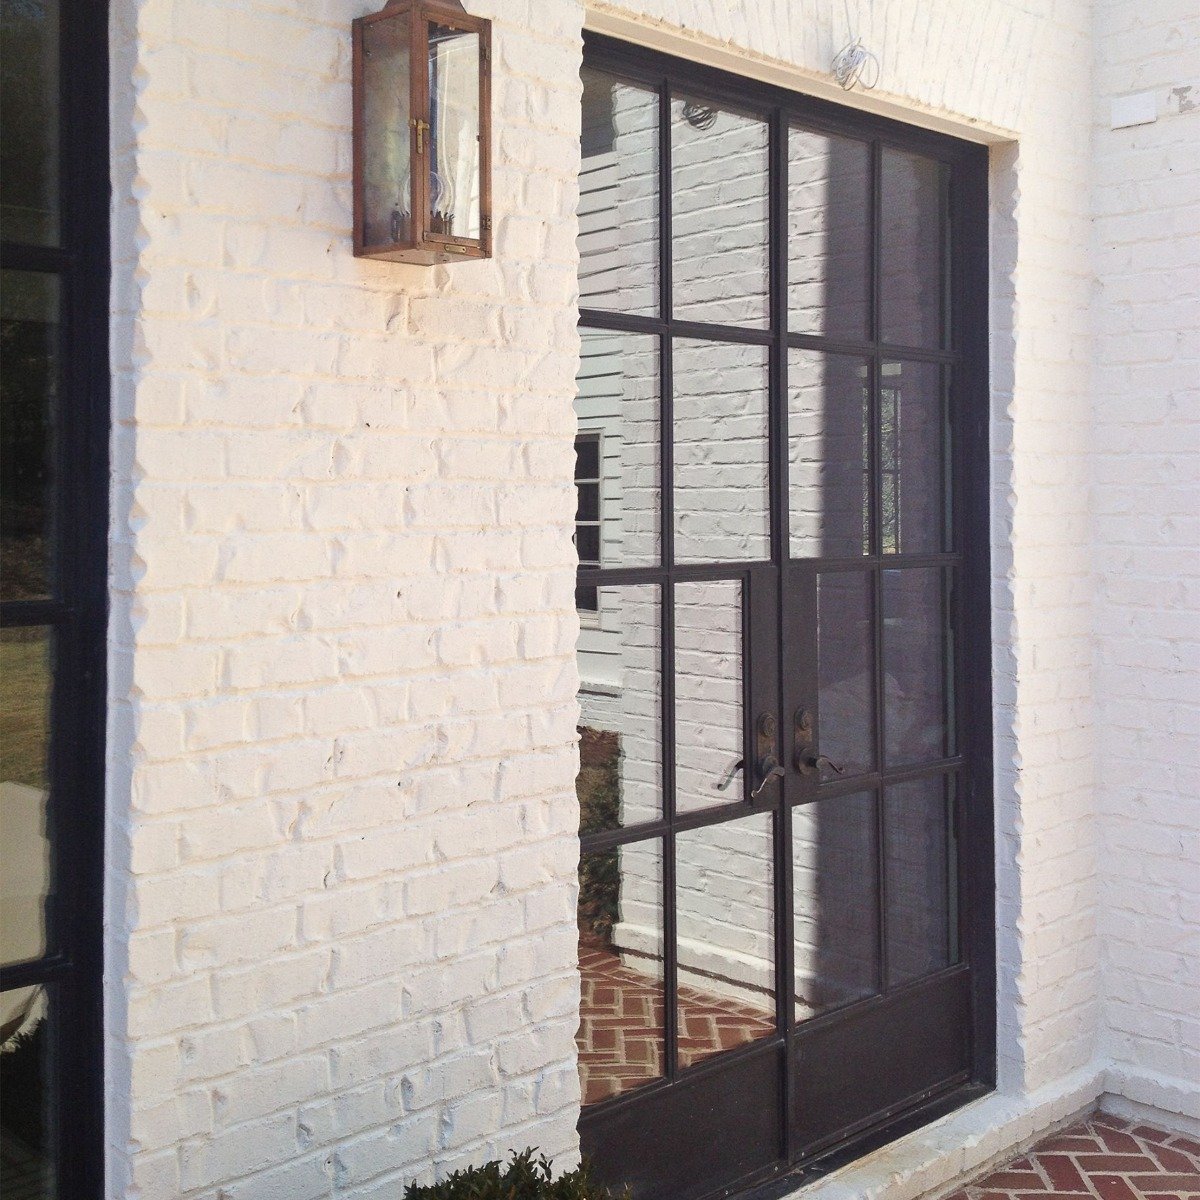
[946,1112,1200,1200]
[577,938,775,1106]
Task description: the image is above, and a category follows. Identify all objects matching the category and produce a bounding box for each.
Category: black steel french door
[574,34,992,1200]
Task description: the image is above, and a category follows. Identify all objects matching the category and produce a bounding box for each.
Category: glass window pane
[676,811,776,1066]
[788,351,869,559]
[578,585,662,832]
[2,270,59,602]
[0,984,55,1194]
[788,128,870,340]
[575,329,660,569]
[578,841,665,1104]
[674,580,743,815]
[1,626,52,967]
[880,148,949,349]
[883,568,955,766]
[361,12,412,247]
[673,339,769,564]
[579,68,658,317]
[0,0,60,246]
[793,794,879,1019]
[817,572,874,780]
[672,97,769,327]
[885,777,956,986]
[881,359,949,555]
[427,24,481,241]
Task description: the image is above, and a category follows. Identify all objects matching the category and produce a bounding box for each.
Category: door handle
[793,707,845,777]
[751,755,785,798]
[750,713,784,798]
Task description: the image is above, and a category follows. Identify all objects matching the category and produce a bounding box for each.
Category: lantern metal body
[353,0,491,263]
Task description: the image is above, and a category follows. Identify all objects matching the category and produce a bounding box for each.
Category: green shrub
[402,1150,629,1199]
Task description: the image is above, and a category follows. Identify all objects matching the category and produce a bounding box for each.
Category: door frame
[0,0,110,1193]
[575,31,993,1198]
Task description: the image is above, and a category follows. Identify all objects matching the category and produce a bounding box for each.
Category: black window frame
[0,1,110,1194]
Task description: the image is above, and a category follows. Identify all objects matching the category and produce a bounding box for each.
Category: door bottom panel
[582,1043,785,1200]
[791,966,972,1156]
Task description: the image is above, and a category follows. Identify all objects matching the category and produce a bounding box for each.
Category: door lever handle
[751,755,785,798]
[715,758,744,792]
[793,707,844,776]
[795,751,844,777]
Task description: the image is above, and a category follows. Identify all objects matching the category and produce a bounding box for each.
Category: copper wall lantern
[353,0,492,263]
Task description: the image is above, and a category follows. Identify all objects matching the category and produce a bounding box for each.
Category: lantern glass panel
[362,12,412,248]
[427,23,481,241]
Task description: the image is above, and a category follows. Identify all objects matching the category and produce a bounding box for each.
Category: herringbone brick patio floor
[577,937,775,1106]
[945,1112,1200,1200]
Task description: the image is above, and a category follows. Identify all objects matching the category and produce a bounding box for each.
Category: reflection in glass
[428,24,481,240]
[577,586,662,833]
[788,351,869,558]
[0,0,60,245]
[817,573,874,779]
[674,580,742,814]
[676,812,775,1066]
[0,983,56,1195]
[788,128,870,340]
[673,339,769,564]
[579,68,658,316]
[1,271,58,602]
[793,794,878,1019]
[1,626,52,967]
[883,568,954,766]
[885,777,955,986]
[575,328,660,570]
[672,97,769,326]
[361,13,412,246]
[881,360,948,555]
[880,148,949,349]
[577,842,665,1104]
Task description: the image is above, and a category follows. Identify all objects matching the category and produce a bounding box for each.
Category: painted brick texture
[105,1,1196,1199]
[108,2,586,1196]
[1091,0,1200,1125]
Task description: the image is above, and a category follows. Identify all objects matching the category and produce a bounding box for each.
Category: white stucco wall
[104,1,1198,1198]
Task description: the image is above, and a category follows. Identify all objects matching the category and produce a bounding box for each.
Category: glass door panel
[674,579,744,813]
[673,339,770,564]
[577,584,664,833]
[793,794,879,1019]
[579,68,659,317]
[788,350,870,559]
[671,96,769,327]
[676,811,776,1065]
[577,841,666,1103]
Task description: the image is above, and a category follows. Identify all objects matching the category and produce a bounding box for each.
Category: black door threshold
[710,1081,993,1200]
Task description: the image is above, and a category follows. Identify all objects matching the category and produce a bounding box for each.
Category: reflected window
[574,433,602,614]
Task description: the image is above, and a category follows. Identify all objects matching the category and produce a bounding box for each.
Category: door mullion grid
[867,137,891,997]
[657,72,681,1084]
[768,104,798,1163]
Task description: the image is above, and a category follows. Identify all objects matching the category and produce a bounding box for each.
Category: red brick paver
[577,936,775,1105]
[944,1113,1200,1200]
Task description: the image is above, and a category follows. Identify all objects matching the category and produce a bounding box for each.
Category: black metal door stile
[0,1,109,1194]
[575,34,992,1200]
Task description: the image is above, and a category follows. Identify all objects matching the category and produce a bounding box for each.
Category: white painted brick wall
[1091,0,1200,1125]
[104,0,1195,1197]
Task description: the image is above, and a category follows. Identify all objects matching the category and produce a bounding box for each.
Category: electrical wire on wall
[831,0,880,90]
